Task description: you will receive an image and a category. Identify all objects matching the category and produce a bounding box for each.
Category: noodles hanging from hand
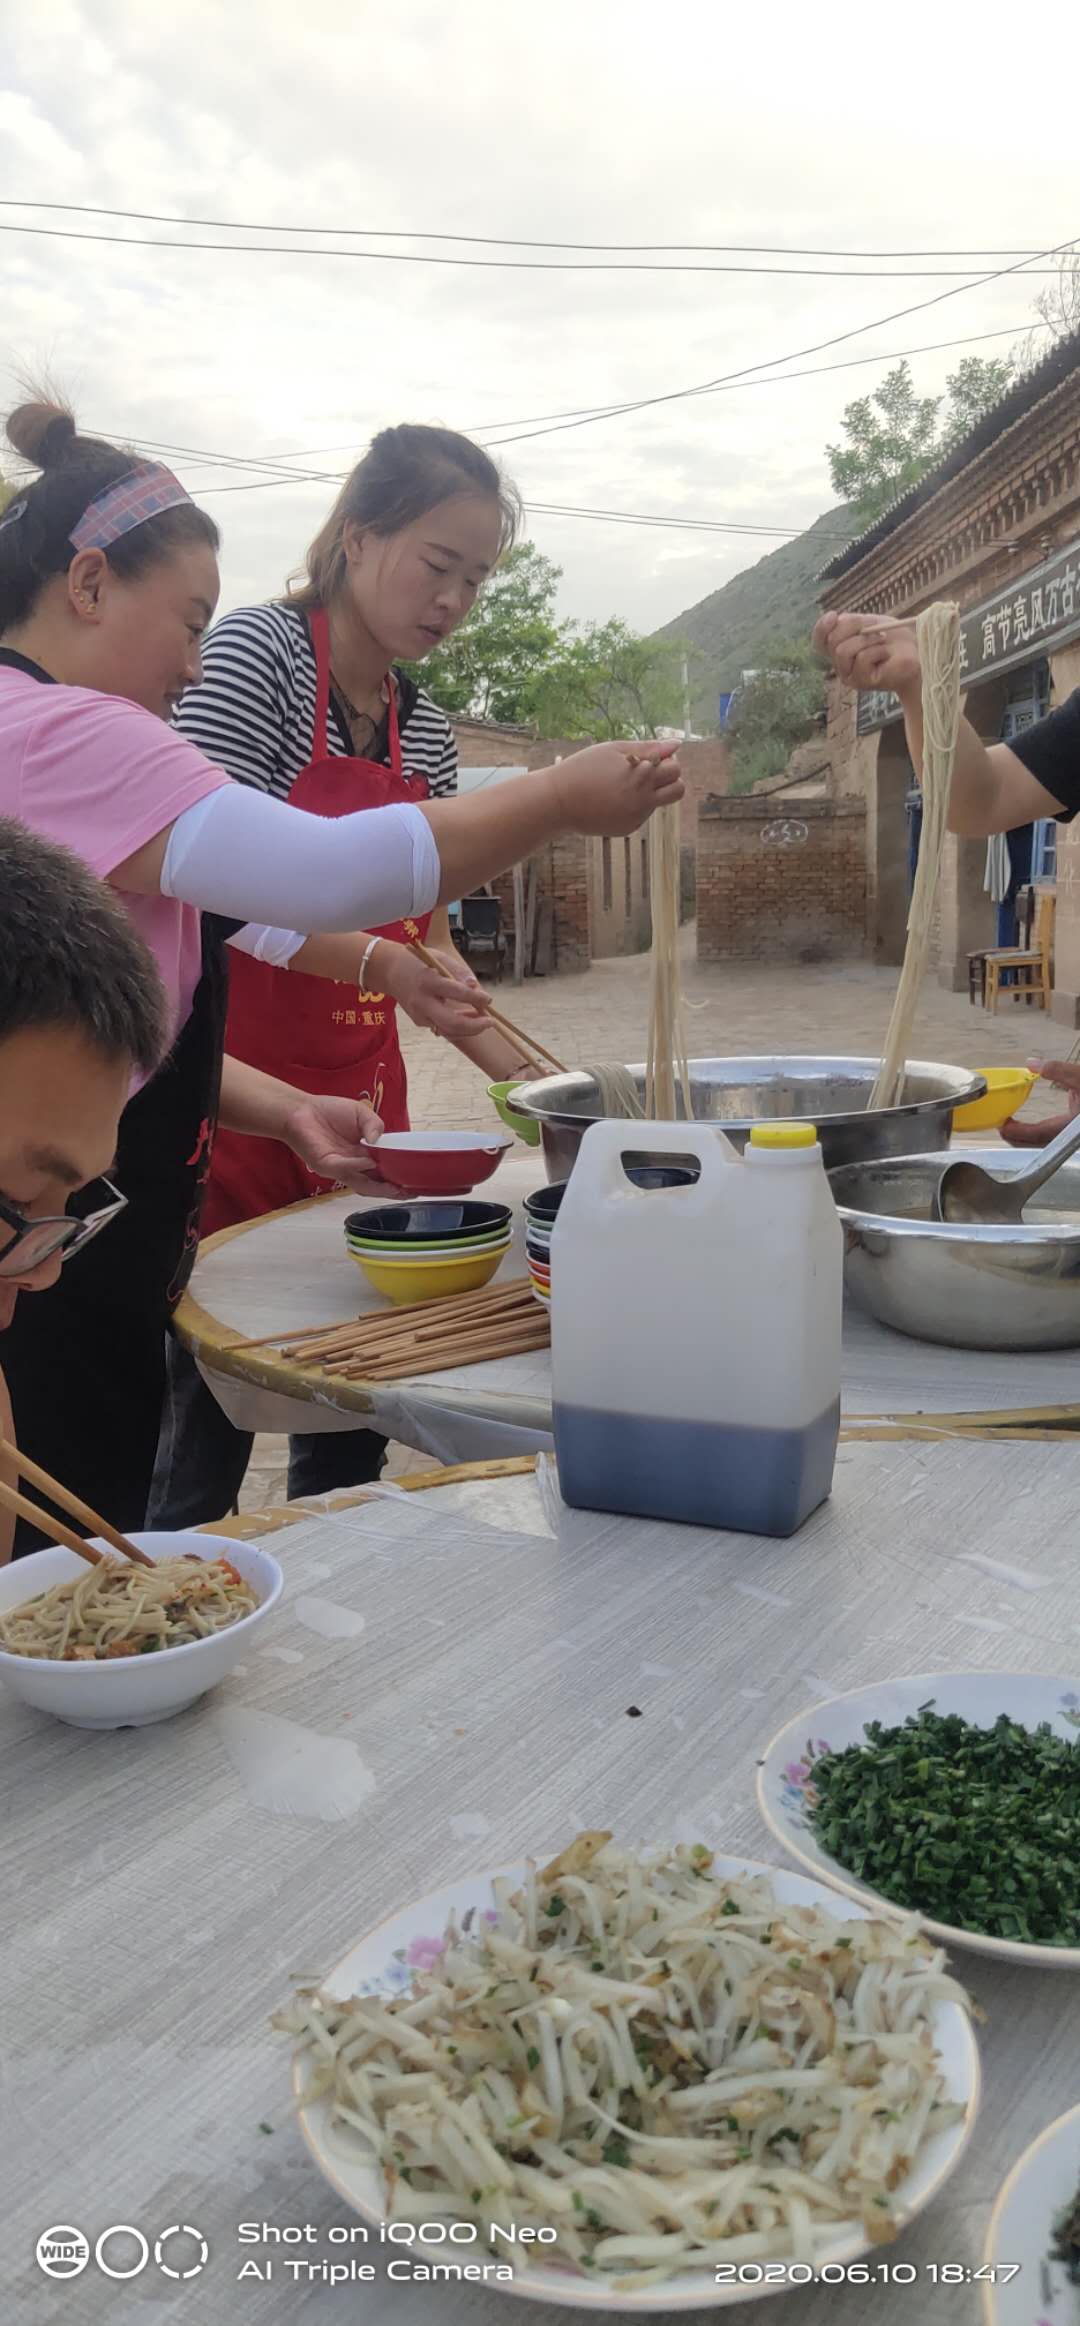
[581,799,692,1122]
[870,602,961,1111]
[646,800,692,1120]
[0,1555,258,1661]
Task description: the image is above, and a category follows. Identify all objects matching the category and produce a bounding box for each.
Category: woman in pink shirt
[0,399,682,1550]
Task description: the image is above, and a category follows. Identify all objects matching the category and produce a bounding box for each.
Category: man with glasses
[0,819,166,1559]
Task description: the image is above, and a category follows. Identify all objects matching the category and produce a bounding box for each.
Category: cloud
[1,0,1073,640]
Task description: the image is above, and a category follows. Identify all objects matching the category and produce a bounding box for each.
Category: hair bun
[6,399,78,471]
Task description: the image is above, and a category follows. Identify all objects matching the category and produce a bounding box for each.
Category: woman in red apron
[150,424,526,1524]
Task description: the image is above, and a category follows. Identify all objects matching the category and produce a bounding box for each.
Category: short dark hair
[285,423,520,610]
[0,394,220,630]
[0,818,167,1074]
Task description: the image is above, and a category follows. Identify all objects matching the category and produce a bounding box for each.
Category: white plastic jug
[550,1118,842,1537]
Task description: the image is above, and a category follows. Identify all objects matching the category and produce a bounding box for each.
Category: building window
[601,837,613,913]
[641,835,649,900]
[1032,819,1057,881]
[623,835,632,912]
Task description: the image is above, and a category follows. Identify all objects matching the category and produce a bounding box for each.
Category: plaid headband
[69,464,192,553]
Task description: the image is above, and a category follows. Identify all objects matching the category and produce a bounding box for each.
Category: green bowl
[346,1230,511,1258]
[488,1079,541,1149]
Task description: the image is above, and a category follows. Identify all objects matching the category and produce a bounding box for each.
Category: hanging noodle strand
[646,801,693,1120]
[870,602,962,1111]
[583,801,692,1123]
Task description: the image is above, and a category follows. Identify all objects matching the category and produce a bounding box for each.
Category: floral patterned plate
[757,1673,1080,1970]
[982,2100,1080,2325]
[291,1853,979,2313]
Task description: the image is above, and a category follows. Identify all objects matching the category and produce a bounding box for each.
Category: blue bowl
[343,1199,511,1247]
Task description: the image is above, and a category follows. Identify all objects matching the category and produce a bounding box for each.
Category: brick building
[451,717,724,972]
[819,330,1080,1012]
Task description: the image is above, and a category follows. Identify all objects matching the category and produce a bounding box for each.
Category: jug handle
[559,1118,740,1208]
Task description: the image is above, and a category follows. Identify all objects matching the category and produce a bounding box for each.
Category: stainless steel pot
[511,1057,986,1185]
[830,1149,1080,1350]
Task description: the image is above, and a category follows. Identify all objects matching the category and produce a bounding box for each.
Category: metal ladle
[932,1111,1080,1224]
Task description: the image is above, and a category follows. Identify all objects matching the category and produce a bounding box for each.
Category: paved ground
[241,928,1065,1507]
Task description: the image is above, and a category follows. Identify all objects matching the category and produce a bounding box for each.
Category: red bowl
[361,1129,513,1196]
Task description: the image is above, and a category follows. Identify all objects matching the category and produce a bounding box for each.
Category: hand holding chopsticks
[409,940,566,1079]
[0,1437,154,1568]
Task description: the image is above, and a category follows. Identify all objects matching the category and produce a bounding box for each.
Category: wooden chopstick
[410,938,567,1076]
[0,1436,154,1567]
[0,1478,110,1567]
[234,1280,537,1354]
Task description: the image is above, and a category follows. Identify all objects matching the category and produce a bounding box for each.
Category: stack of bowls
[344,1201,512,1307]
[523,1183,562,1305]
[524,1164,701,1306]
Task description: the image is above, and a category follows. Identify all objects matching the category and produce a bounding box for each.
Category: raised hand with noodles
[545,738,683,837]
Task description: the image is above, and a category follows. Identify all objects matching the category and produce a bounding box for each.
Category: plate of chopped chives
[981,2099,1080,2323]
[756,1673,1080,1969]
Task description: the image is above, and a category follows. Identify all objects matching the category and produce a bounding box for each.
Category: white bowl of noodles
[0,1531,282,1728]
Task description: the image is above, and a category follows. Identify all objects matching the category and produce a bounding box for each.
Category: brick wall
[697,795,867,963]
[488,836,592,976]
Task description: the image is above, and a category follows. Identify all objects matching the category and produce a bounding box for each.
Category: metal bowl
[510,1057,986,1185]
[830,1149,1080,1350]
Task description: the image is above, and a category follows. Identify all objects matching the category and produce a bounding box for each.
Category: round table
[174,1150,1080,1469]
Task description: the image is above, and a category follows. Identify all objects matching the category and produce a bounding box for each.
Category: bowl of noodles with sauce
[0,1531,283,1728]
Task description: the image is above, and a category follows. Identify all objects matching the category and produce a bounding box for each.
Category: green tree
[534,618,688,739]
[827,362,940,526]
[415,542,562,724]
[827,355,1014,527]
[939,354,1017,449]
[726,636,825,791]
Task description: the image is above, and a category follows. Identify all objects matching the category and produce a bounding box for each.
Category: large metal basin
[831,1149,1080,1350]
[511,1057,985,1185]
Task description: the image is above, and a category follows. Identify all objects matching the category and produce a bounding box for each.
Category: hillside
[652,504,856,730]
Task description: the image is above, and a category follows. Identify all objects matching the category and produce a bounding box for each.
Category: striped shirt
[173,600,458,801]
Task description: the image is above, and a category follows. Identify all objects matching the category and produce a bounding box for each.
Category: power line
[95,319,1045,501]
[530,503,849,540]
[477,234,1079,450]
[0,200,1065,261]
[0,214,1071,279]
[110,441,841,536]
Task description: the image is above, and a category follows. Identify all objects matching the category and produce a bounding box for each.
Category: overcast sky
[2,0,1076,637]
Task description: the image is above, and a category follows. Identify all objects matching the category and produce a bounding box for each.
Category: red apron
[201,607,431,1235]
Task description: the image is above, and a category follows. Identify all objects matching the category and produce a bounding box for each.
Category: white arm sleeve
[227,922,308,967]
[159,782,440,929]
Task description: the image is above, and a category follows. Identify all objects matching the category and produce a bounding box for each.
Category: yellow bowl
[952,1067,1038,1132]
[351,1244,510,1307]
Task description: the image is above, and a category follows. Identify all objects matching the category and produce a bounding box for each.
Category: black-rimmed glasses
[0,1176,128,1280]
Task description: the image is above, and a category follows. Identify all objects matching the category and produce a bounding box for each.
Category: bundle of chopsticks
[411,939,565,1082]
[0,1436,154,1567]
[232,1279,549,1381]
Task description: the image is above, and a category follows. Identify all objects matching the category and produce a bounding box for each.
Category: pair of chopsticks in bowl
[0,1438,153,1569]
[410,939,566,1081]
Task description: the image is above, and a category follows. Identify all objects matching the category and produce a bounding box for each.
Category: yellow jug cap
[749,1122,818,1149]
